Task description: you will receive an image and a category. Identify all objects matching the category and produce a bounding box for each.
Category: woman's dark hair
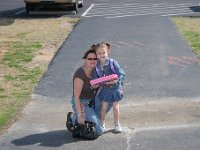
[82,49,96,59]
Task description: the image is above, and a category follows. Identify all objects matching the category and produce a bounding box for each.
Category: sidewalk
[1,94,200,150]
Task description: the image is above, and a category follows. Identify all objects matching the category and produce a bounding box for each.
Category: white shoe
[114,124,122,133]
[102,122,106,129]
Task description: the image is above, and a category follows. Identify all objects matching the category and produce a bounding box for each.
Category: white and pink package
[90,74,118,86]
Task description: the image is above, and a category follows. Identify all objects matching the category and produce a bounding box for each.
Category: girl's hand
[105,79,117,85]
[78,114,85,125]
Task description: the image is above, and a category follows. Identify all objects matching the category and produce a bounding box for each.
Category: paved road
[34,1,200,101]
[0,0,24,14]
[83,1,200,18]
[1,0,200,150]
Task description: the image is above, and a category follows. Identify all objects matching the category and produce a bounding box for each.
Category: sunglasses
[86,58,98,61]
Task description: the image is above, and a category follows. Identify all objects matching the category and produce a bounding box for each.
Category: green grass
[0,87,5,93]
[4,75,17,81]
[183,31,200,51]
[0,87,6,99]
[0,107,15,129]
[12,90,30,100]
[2,42,42,69]
[4,67,42,83]
[16,32,30,38]
[173,17,200,58]
[0,74,42,131]
[0,68,42,130]
[0,17,78,134]
[0,95,7,99]
[0,42,43,133]
[19,67,43,83]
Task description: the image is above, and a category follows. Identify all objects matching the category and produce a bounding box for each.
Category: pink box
[90,74,118,86]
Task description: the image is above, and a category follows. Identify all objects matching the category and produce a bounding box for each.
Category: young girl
[92,42,125,133]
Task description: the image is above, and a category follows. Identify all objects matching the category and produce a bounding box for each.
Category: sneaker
[114,124,122,133]
[102,122,106,129]
[66,112,74,132]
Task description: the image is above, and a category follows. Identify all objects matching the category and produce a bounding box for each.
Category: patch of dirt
[0,17,79,68]
[0,16,79,71]
[0,17,79,134]
[24,47,56,69]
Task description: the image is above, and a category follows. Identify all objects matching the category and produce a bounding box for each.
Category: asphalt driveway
[1,1,200,150]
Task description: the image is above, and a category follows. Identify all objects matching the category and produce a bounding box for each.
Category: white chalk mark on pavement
[135,123,200,132]
[82,4,95,17]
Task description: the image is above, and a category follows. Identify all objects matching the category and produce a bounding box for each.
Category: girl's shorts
[98,88,123,103]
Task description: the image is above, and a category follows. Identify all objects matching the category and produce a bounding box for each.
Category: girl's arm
[113,60,126,82]
[105,60,125,85]
[73,77,85,125]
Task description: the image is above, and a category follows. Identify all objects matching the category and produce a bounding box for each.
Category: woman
[66,49,104,138]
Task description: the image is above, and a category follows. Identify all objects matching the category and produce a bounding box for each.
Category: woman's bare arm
[74,77,85,124]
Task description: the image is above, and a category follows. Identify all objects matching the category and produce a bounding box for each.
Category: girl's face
[84,53,97,68]
[96,47,109,62]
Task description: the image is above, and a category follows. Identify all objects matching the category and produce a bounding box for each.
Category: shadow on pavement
[0,7,24,17]
[0,6,78,26]
[189,6,200,12]
[11,130,81,147]
[189,5,200,17]
[0,13,74,27]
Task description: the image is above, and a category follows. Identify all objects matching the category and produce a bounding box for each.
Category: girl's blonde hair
[91,42,111,54]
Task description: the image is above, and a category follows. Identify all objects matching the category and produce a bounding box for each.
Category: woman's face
[96,47,109,62]
[84,53,97,68]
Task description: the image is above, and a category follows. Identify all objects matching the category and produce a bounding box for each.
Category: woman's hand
[78,113,85,125]
[90,84,99,89]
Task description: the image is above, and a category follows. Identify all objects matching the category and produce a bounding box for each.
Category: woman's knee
[84,106,104,135]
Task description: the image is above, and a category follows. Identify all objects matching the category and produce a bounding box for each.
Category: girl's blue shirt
[92,57,126,90]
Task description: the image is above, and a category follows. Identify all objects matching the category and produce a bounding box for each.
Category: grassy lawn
[0,17,78,134]
[173,17,200,58]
